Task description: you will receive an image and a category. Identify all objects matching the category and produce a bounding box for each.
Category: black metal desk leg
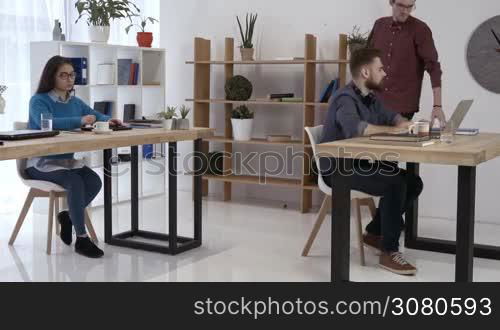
[405,163,420,246]
[168,142,178,252]
[194,139,203,242]
[456,166,476,282]
[332,158,352,283]
[103,149,113,243]
[131,146,139,234]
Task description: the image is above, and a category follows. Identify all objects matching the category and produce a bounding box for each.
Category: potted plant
[157,106,177,130]
[0,85,7,115]
[176,105,191,130]
[347,25,369,55]
[236,13,258,61]
[231,105,254,141]
[125,16,159,48]
[75,0,140,43]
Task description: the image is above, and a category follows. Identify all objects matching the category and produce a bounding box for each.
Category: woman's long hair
[36,56,74,94]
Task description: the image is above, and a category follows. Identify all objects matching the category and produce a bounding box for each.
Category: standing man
[368,0,446,126]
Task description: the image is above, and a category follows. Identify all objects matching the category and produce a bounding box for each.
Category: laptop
[370,99,474,142]
[429,99,474,138]
[0,130,60,141]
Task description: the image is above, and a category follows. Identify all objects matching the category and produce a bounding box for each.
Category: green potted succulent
[231,105,254,141]
[157,106,177,130]
[347,25,370,55]
[176,105,191,130]
[75,0,140,43]
[236,13,258,61]
[125,16,159,48]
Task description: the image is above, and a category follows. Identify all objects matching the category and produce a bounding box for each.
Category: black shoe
[57,211,73,246]
[75,237,104,259]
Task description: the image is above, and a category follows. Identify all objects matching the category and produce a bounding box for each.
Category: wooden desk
[317,134,500,283]
[0,128,215,255]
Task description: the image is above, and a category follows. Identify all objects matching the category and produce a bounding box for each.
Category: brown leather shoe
[379,252,417,276]
[363,233,383,255]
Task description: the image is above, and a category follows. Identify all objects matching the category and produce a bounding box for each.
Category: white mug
[409,120,430,137]
[93,121,110,132]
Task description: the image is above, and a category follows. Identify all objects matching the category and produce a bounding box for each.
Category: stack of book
[118,59,140,85]
[256,93,304,103]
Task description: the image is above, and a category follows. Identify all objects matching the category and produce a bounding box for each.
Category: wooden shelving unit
[187,34,347,213]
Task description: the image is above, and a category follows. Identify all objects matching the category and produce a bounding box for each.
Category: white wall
[161,0,500,224]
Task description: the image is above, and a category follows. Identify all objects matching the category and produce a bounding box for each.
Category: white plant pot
[162,119,174,130]
[89,25,110,43]
[231,119,253,141]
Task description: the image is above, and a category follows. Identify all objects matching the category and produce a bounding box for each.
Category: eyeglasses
[58,72,76,80]
[394,2,416,12]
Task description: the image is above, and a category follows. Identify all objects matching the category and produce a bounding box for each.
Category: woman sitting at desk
[26,56,122,258]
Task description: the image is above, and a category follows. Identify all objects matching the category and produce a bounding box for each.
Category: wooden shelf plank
[186,60,349,65]
[206,136,304,146]
[186,98,329,108]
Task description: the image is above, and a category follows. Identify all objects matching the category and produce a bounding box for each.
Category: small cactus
[158,106,177,120]
[179,105,191,119]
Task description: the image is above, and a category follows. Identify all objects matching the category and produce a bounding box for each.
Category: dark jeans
[25,166,102,236]
[322,160,423,252]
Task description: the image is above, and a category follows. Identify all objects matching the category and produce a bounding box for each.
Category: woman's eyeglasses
[58,72,76,80]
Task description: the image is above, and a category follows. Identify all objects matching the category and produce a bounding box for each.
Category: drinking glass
[41,112,53,131]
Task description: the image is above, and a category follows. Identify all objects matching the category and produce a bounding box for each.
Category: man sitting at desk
[319,48,423,276]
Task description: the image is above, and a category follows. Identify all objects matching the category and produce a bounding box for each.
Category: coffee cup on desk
[93,121,110,132]
[409,120,430,137]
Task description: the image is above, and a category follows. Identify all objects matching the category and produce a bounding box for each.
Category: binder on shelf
[143,144,154,159]
[118,59,133,85]
[129,63,136,85]
[134,63,140,85]
[94,101,113,117]
[123,104,136,122]
[118,59,140,85]
[319,78,339,103]
[69,57,87,85]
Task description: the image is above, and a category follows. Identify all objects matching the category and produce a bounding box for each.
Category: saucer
[94,129,113,135]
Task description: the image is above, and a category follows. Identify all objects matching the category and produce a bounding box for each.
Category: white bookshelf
[30,41,167,206]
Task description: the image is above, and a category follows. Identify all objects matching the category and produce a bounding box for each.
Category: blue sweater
[29,93,111,160]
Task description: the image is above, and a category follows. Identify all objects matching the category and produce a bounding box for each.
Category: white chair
[8,122,98,255]
[301,126,378,266]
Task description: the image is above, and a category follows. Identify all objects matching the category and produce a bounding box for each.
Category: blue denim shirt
[320,81,403,144]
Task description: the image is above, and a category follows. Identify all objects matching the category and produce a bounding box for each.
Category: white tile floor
[0,191,499,282]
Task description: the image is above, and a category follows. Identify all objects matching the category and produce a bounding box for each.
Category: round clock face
[467,15,500,94]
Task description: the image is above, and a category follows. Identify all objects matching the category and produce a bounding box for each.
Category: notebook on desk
[366,138,437,147]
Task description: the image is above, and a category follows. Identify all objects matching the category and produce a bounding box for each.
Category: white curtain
[0,0,54,213]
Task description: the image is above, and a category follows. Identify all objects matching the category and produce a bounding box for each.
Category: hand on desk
[108,119,123,127]
[431,107,446,129]
[81,115,96,126]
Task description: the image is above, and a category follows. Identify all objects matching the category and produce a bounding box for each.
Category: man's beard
[366,78,383,92]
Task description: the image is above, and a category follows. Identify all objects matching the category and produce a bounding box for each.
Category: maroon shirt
[368,16,442,114]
